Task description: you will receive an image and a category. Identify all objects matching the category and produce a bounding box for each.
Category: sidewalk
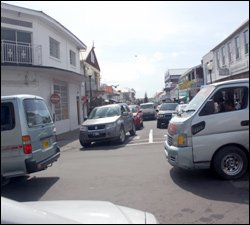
[56,128,79,148]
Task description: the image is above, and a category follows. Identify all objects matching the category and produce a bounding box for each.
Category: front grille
[88,125,106,130]
[167,134,173,146]
[88,133,106,138]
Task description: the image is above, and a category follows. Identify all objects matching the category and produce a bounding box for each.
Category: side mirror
[84,117,88,121]
[156,109,159,113]
[122,111,129,116]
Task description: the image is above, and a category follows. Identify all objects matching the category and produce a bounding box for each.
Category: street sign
[50,93,60,104]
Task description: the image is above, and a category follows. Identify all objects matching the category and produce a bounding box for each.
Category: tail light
[22,135,32,154]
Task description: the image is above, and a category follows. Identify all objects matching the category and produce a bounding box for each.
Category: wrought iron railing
[1,41,42,65]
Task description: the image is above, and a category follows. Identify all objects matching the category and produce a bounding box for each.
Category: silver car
[79,103,136,148]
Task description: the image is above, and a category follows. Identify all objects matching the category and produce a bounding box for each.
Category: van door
[23,98,59,168]
[191,85,249,164]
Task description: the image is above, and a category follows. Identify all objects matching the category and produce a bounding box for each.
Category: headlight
[106,122,116,129]
[80,125,88,131]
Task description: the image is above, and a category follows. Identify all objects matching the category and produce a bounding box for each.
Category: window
[1,102,15,131]
[90,51,95,64]
[221,46,226,65]
[24,99,52,127]
[216,50,220,67]
[243,29,249,54]
[235,36,240,59]
[1,28,32,64]
[54,80,69,121]
[70,50,76,66]
[228,42,232,62]
[199,86,248,116]
[49,37,60,59]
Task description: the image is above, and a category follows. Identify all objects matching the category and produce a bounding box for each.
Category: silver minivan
[164,78,249,180]
[1,95,60,183]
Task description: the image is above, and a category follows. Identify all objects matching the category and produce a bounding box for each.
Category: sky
[3,1,249,98]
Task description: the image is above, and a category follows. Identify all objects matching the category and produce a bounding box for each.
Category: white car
[1,197,159,224]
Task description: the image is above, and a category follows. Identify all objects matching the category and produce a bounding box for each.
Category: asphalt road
[2,120,249,224]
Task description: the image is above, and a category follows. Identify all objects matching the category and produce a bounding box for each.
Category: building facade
[1,3,87,134]
[202,19,249,84]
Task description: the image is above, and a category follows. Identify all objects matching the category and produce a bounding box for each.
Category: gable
[85,47,100,71]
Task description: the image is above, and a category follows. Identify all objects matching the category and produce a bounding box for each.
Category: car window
[140,104,154,109]
[24,99,52,127]
[160,103,178,110]
[1,102,15,131]
[89,106,120,119]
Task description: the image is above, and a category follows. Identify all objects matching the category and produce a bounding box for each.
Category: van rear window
[23,99,52,127]
[1,102,15,131]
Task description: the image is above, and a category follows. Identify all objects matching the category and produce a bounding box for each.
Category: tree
[144,92,149,103]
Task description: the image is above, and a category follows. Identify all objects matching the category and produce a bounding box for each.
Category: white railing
[1,41,42,65]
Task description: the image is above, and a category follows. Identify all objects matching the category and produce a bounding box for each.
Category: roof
[165,68,189,76]
[1,3,87,50]
[211,19,249,51]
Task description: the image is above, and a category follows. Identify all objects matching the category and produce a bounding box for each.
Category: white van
[164,78,249,180]
[1,95,60,183]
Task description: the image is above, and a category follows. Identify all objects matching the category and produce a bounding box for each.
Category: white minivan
[1,95,60,183]
[164,78,249,180]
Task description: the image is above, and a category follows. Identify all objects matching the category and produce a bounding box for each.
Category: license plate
[93,132,100,136]
[42,139,49,149]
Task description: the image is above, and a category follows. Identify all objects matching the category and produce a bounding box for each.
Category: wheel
[118,126,126,144]
[157,121,161,128]
[80,140,91,148]
[129,123,136,136]
[212,146,248,180]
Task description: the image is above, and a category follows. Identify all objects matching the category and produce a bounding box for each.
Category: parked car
[1,95,60,184]
[156,103,179,128]
[140,102,157,120]
[129,105,143,130]
[79,103,136,148]
[1,197,159,224]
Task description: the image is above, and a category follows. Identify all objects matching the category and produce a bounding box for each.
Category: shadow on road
[79,134,138,151]
[1,176,59,202]
[170,167,249,204]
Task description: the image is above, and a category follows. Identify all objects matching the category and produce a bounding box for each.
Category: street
[1,120,249,224]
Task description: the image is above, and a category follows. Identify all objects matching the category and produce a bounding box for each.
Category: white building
[202,19,249,84]
[1,3,87,134]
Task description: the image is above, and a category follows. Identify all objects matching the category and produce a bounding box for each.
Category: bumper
[157,118,171,126]
[79,126,119,143]
[164,140,194,169]
[25,147,60,173]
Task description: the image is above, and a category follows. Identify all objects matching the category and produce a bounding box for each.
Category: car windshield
[140,104,154,109]
[160,103,178,110]
[88,105,120,119]
[184,85,215,112]
[129,106,138,113]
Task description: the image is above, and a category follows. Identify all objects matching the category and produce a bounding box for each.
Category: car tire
[118,126,126,144]
[212,146,248,180]
[157,121,161,128]
[80,140,91,148]
[129,123,136,136]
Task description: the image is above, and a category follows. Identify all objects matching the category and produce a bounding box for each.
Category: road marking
[149,129,153,143]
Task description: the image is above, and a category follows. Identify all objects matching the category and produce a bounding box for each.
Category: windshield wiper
[183,109,196,113]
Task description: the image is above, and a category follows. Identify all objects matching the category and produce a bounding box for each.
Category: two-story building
[202,19,249,84]
[1,3,87,134]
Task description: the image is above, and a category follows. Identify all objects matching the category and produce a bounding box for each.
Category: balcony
[1,41,42,65]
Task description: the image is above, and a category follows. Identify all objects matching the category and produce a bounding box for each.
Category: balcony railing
[1,41,42,65]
